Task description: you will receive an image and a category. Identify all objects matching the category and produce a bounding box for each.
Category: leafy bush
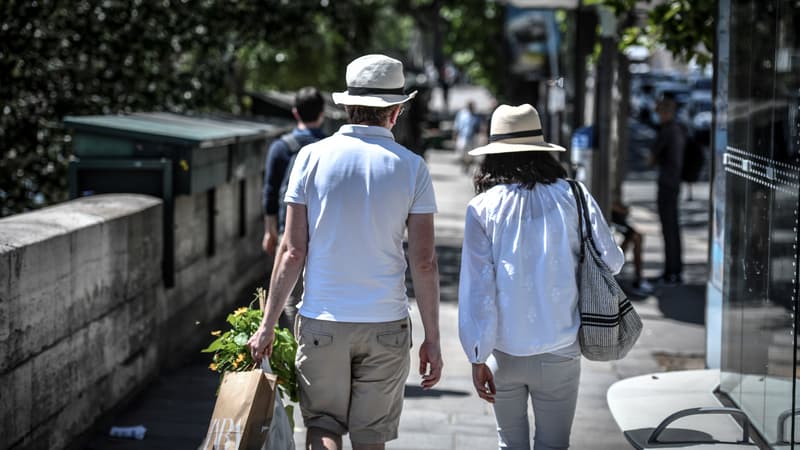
[0,1,334,217]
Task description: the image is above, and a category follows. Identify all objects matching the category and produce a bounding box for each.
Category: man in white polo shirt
[248,54,443,450]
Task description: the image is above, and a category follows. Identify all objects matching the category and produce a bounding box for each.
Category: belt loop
[408,316,413,349]
[293,314,301,340]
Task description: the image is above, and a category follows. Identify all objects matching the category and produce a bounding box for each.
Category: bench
[606,369,760,449]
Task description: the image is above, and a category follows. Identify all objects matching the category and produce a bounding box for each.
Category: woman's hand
[472,363,496,403]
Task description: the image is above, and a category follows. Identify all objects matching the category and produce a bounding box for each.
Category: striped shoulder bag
[568,180,643,361]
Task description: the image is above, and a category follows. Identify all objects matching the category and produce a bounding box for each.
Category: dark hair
[345,105,397,125]
[655,95,677,115]
[294,87,325,123]
[473,151,567,194]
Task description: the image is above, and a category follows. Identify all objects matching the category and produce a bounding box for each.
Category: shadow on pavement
[654,283,706,325]
[404,385,470,398]
[620,260,707,326]
[431,172,461,182]
[622,277,706,326]
[624,427,714,448]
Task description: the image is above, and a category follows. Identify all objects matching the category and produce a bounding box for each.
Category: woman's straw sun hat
[468,104,565,156]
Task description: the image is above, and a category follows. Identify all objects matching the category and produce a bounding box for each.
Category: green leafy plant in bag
[202,287,299,423]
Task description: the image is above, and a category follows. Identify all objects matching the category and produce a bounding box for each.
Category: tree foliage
[588,0,715,64]
[0,0,506,216]
[240,1,418,94]
[441,1,505,94]
[0,0,413,217]
[394,0,505,94]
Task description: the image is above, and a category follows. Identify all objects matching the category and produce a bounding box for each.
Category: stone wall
[0,173,269,450]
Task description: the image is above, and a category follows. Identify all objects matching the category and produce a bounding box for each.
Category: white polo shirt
[284,124,438,322]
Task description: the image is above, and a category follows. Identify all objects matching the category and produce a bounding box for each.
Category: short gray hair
[345,105,397,125]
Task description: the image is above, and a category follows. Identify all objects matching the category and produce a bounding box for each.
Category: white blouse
[458,180,624,364]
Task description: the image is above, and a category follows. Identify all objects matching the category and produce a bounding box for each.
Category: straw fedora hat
[468,104,565,156]
[332,54,418,107]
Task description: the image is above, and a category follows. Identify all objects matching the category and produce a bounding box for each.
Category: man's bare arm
[249,203,308,361]
[407,213,442,389]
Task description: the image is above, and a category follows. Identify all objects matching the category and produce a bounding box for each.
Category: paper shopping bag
[200,369,278,450]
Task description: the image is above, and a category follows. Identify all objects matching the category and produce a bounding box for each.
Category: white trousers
[486,350,581,450]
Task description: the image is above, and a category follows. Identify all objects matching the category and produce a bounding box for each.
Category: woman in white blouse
[458,104,624,450]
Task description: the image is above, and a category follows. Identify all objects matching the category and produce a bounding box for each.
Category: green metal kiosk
[65,112,290,287]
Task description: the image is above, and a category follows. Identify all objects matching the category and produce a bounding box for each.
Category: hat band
[347,86,405,96]
[489,129,543,142]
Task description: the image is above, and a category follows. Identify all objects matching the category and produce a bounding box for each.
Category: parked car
[689,75,712,92]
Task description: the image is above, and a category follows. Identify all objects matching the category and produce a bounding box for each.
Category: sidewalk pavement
[87,148,708,450]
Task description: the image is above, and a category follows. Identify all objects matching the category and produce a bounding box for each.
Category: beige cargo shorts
[294,315,411,444]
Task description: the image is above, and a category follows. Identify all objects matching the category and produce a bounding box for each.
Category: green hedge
[0,1,324,216]
[0,1,504,217]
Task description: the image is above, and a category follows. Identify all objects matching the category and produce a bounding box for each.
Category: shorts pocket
[377,329,409,348]
[301,331,333,348]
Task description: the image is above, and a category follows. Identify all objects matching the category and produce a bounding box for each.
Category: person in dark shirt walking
[651,95,685,285]
[262,86,326,328]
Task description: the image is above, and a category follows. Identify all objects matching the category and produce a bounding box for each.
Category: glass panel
[772,0,800,447]
[720,0,756,407]
[711,0,731,293]
[765,181,797,447]
[740,0,782,438]
[720,0,800,446]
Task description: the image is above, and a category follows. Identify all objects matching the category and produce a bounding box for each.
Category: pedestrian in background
[249,54,443,450]
[458,104,624,450]
[453,100,482,173]
[261,86,326,329]
[651,94,685,285]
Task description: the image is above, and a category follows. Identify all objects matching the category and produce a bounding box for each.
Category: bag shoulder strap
[567,180,587,262]
[280,133,302,154]
[568,180,603,258]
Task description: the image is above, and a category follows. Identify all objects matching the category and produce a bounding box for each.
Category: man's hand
[418,339,443,390]
[247,325,275,363]
[472,363,496,403]
[262,231,278,255]
[263,215,279,255]
[407,213,441,390]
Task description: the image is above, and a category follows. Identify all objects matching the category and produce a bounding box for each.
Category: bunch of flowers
[202,287,299,404]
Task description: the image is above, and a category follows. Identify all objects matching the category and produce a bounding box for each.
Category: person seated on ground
[612,201,654,296]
